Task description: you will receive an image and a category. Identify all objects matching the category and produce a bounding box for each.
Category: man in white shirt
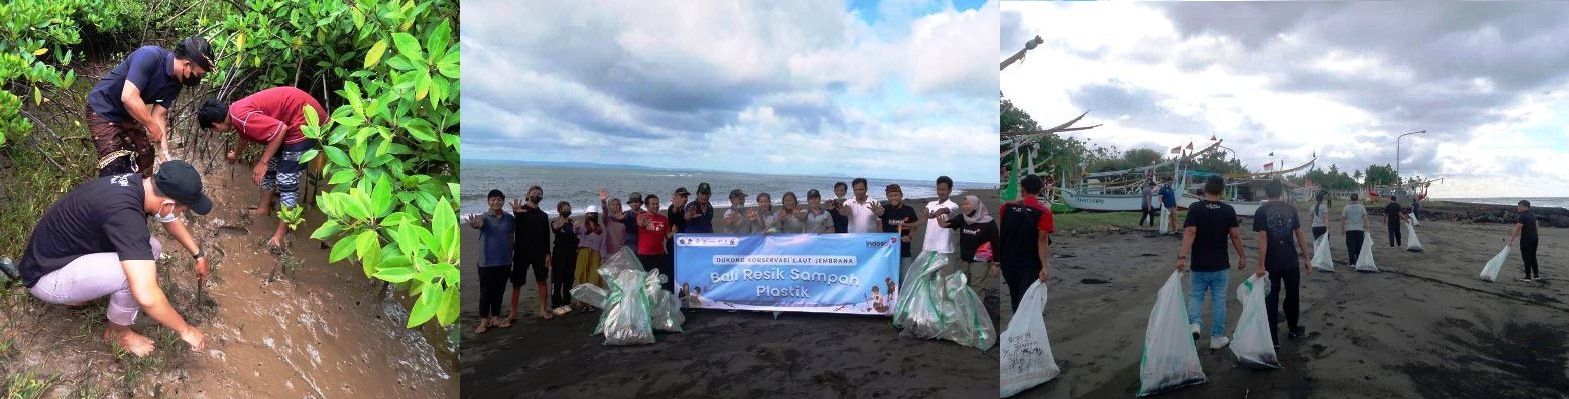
[923,176,961,255]
[845,177,882,233]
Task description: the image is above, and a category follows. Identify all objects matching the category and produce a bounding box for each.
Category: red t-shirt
[1001,197,1054,233]
[637,212,670,255]
[228,86,328,145]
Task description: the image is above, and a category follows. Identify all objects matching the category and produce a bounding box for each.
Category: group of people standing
[468,176,1015,333]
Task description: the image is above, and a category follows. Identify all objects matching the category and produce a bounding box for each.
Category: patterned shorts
[262,140,315,208]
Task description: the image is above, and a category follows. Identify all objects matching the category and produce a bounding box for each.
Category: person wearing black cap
[17,161,212,357]
[88,37,214,177]
[666,187,690,257]
[685,183,715,234]
[617,192,644,249]
[196,87,328,249]
[720,189,753,235]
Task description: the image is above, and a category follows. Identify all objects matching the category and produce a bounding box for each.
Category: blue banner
[673,233,901,316]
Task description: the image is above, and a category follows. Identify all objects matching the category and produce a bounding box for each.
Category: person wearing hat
[720,189,753,235]
[574,205,605,297]
[666,187,690,258]
[617,192,645,250]
[17,161,212,357]
[804,189,833,234]
[196,86,329,249]
[88,37,215,177]
[684,183,715,234]
[468,189,514,333]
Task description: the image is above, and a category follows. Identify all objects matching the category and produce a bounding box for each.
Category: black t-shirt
[552,218,578,251]
[829,200,849,233]
[998,201,1051,271]
[1184,200,1239,272]
[1252,201,1302,271]
[879,203,918,258]
[1520,211,1538,238]
[1385,202,1402,224]
[952,217,998,263]
[20,174,154,288]
[667,205,688,234]
[514,205,551,258]
[685,201,714,233]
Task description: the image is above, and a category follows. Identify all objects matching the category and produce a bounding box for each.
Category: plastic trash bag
[1354,232,1379,272]
[1158,207,1171,235]
[1405,223,1424,252]
[1000,281,1059,398]
[1408,213,1420,227]
[600,247,642,276]
[1310,233,1335,272]
[1230,274,1281,369]
[643,269,685,333]
[571,283,608,309]
[941,271,996,351]
[1138,271,1207,396]
[594,268,655,345]
[1480,245,1510,282]
[893,252,950,340]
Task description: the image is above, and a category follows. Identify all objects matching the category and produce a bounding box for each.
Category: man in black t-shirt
[998,174,1054,311]
[511,186,552,321]
[1507,200,1541,281]
[1177,175,1247,349]
[1385,196,1405,247]
[1252,179,1312,346]
[19,161,212,357]
[879,184,919,278]
[827,181,850,233]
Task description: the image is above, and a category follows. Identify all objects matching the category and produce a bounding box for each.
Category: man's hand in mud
[251,162,267,186]
[195,256,209,280]
[180,326,205,352]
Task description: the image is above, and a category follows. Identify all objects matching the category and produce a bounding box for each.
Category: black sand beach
[460,190,1002,398]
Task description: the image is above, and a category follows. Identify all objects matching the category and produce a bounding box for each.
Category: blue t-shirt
[88,46,184,123]
[477,212,515,267]
[1159,185,1176,208]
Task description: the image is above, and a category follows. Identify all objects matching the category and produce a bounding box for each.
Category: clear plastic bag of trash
[593,251,655,346]
[892,251,950,340]
[1354,232,1379,272]
[1000,280,1059,397]
[1231,274,1281,369]
[571,283,608,309]
[1405,223,1424,252]
[1311,233,1335,272]
[1158,207,1171,235]
[643,269,685,333]
[1138,271,1207,396]
[941,271,995,351]
[1480,245,1510,282]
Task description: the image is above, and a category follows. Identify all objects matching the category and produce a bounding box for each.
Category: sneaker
[1210,336,1231,350]
[1520,277,1535,282]
[1289,326,1306,339]
[1191,324,1201,340]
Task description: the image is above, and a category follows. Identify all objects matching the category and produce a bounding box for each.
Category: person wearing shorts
[197,86,327,248]
[513,186,553,320]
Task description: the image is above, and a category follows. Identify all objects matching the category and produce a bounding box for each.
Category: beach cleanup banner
[673,233,901,316]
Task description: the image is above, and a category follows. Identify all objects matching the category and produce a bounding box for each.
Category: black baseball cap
[729,189,746,199]
[697,182,712,195]
[627,192,643,204]
[674,187,690,197]
[154,160,213,215]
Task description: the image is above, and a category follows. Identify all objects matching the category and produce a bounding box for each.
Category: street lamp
[1396,130,1427,175]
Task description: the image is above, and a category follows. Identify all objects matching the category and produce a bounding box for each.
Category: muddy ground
[0,138,458,397]
[458,191,1001,398]
[1003,202,1568,398]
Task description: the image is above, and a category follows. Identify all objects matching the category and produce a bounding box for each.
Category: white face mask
[154,200,179,223]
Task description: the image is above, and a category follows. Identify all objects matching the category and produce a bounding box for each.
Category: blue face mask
[154,200,179,223]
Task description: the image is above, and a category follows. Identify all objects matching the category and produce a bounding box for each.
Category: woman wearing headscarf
[951,195,1000,323]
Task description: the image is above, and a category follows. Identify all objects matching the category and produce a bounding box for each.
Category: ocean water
[1435,197,1569,209]
[461,161,995,216]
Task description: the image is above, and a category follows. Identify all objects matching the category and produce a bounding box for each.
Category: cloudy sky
[463,0,998,183]
[1002,2,1569,198]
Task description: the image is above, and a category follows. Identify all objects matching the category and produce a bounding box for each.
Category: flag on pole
[1186,142,1194,150]
[1170,146,1182,154]
[1263,161,1275,171]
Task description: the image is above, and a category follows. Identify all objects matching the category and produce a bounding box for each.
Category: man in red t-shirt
[636,194,675,291]
[197,86,327,248]
[997,174,1054,311]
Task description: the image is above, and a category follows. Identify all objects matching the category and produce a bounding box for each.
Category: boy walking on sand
[1507,200,1541,281]
[1177,175,1247,349]
[1254,179,1312,347]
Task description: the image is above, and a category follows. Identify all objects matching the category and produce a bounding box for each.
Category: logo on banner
[865,237,899,248]
[678,237,740,247]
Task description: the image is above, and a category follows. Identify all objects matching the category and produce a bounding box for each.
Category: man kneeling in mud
[197,86,328,249]
[16,161,211,356]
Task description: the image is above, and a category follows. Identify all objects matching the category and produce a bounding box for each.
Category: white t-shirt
[923,198,960,253]
[844,198,879,233]
[1311,203,1329,228]
[1341,203,1368,231]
